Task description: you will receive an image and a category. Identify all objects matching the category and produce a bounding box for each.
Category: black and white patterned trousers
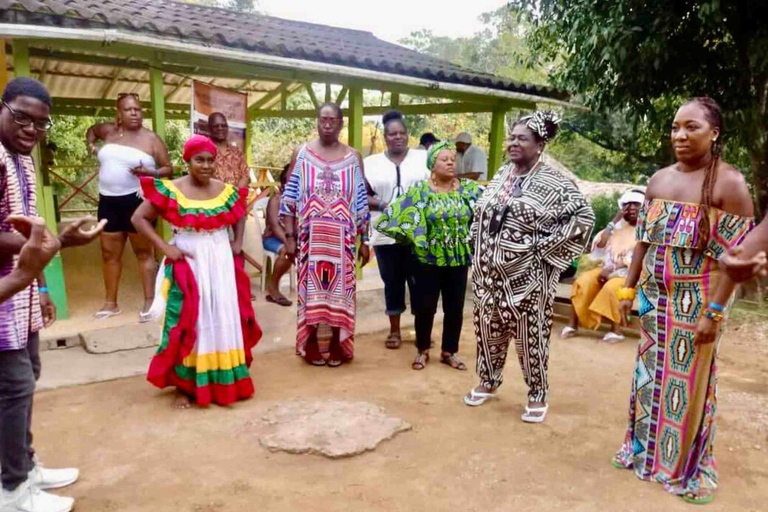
[473,264,559,403]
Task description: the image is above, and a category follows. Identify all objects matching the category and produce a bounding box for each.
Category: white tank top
[98,143,157,196]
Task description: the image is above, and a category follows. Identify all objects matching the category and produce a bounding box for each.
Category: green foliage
[400,6,548,86]
[513,0,768,212]
[590,192,621,236]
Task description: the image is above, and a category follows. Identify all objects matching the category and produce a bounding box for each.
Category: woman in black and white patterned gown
[463,112,595,423]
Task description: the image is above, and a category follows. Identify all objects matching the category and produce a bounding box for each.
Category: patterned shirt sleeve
[375,182,425,247]
[279,161,300,218]
[354,165,370,242]
[537,178,596,270]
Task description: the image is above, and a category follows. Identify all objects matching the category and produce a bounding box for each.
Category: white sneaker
[0,480,73,512]
[28,465,79,491]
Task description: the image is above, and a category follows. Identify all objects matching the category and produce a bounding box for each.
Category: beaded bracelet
[708,302,724,312]
[617,287,637,301]
[704,309,724,322]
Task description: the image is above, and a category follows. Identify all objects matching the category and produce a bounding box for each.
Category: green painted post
[347,87,364,152]
[149,65,172,243]
[325,84,332,104]
[245,110,254,166]
[13,40,68,317]
[149,66,166,140]
[346,87,365,278]
[390,93,400,108]
[488,108,508,180]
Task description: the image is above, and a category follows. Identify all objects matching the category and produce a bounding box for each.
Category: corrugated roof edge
[0,0,570,101]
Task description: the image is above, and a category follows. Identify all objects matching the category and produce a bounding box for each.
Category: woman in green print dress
[376,141,481,371]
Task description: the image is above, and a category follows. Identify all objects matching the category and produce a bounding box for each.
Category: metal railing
[48,164,282,218]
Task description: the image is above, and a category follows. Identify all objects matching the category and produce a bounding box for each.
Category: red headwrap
[182,134,217,162]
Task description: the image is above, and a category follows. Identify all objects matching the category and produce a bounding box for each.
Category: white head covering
[618,189,645,208]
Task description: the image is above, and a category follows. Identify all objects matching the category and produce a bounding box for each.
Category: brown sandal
[412,351,429,370]
[385,332,402,349]
[440,353,467,371]
[266,294,293,307]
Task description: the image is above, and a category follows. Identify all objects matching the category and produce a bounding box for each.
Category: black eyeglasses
[2,101,53,132]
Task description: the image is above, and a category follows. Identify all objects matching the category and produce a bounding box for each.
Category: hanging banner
[191,81,247,149]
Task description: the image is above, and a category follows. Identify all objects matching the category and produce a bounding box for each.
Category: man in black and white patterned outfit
[463,112,594,423]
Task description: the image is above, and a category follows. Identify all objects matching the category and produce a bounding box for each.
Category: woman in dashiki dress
[132,135,262,408]
[613,98,754,504]
[279,103,370,367]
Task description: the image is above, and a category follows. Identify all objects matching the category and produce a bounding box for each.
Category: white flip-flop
[561,326,578,338]
[602,332,626,344]
[463,388,496,407]
[521,403,549,423]
[94,308,121,320]
[138,310,155,323]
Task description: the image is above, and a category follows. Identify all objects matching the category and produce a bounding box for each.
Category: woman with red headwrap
[131,135,262,409]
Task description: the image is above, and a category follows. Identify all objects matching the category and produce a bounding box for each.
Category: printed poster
[191,81,247,149]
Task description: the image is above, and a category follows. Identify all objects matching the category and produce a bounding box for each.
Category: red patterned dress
[141,178,262,406]
[279,145,369,360]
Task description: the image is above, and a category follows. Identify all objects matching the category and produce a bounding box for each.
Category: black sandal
[440,353,467,371]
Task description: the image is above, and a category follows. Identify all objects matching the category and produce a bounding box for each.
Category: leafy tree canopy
[512,0,768,212]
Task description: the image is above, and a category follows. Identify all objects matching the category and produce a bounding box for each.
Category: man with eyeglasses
[0,77,104,512]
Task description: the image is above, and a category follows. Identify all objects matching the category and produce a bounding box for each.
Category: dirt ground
[34,316,767,512]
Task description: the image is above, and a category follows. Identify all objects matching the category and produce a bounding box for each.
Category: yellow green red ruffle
[140,177,248,231]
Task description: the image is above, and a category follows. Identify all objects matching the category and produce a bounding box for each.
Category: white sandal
[602,332,626,344]
[463,388,496,407]
[521,403,549,423]
[94,308,121,320]
[561,326,578,338]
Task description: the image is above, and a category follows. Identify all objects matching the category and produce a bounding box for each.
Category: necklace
[431,177,456,193]
[500,161,540,200]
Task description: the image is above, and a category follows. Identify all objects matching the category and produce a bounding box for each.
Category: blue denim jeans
[374,244,415,316]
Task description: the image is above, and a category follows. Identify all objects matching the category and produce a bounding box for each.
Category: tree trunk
[749,113,768,220]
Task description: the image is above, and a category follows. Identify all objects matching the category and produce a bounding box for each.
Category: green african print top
[375,179,482,266]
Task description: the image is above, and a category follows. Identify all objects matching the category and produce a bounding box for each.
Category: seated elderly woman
[561,189,645,343]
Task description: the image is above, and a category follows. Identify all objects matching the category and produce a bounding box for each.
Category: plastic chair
[253,197,296,292]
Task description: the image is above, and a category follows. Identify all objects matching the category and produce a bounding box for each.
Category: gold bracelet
[617,287,637,301]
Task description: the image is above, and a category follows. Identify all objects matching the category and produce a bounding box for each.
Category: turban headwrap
[427,141,453,170]
[183,135,217,162]
[518,111,562,142]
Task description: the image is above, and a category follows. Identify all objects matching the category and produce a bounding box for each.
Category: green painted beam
[14,39,68,318]
[280,88,288,111]
[304,83,320,110]
[487,107,508,180]
[52,107,189,120]
[325,84,332,103]
[52,97,189,111]
[247,82,289,116]
[250,101,501,118]
[12,39,30,76]
[336,86,348,105]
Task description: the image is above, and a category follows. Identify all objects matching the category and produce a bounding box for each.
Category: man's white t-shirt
[364,149,429,246]
[455,144,488,181]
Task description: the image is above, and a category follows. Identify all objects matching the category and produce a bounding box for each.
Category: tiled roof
[0,0,567,101]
